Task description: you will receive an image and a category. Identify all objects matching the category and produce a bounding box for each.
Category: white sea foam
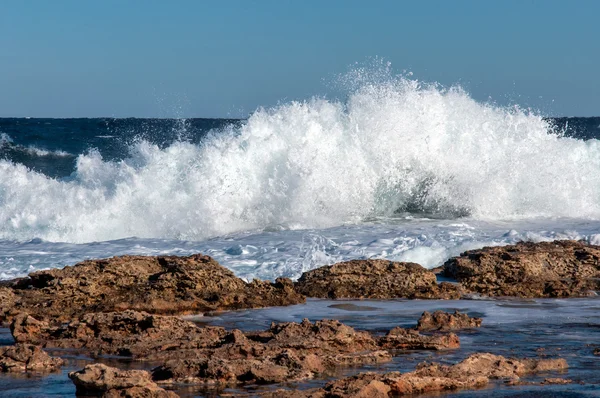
[1,74,600,243]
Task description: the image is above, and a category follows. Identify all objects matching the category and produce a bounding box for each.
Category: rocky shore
[0,239,598,397]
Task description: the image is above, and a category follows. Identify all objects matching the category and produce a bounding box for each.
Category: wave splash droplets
[1,75,600,243]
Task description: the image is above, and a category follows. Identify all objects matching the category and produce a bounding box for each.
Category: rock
[416,310,482,331]
[69,364,178,397]
[2,254,304,322]
[594,347,600,356]
[152,318,391,385]
[378,327,460,350]
[288,353,569,397]
[11,310,228,358]
[541,378,573,385]
[415,352,568,380]
[10,313,50,345]
[443,240,600,297]
[0,287,17,324]
[0,343,63,373]
[322,371,487,397]
[295,259,462,299]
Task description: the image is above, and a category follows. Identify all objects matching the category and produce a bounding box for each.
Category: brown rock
[594,348,600,356]
[378,327,460,350]
[0,343,63,373]
[69,364,178,397]
[295,259,462,299]
[10,313,50,345]
[0,287,17,324]
[416,310,482,331]
[11,310,228,358]
[2,254,304,323]
[415,352,568,380]
[151,318,391,385]
[295,353,569,397]
[443,240,600,297]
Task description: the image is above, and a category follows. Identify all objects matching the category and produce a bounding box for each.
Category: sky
[0,0,598,118]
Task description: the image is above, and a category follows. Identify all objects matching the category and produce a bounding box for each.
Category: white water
[2,74,600,280]
[2,218,600,281]
[1,77,600,243]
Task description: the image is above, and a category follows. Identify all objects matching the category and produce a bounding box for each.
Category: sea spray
[1,75,600,243]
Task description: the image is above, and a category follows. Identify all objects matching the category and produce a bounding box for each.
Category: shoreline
[0,240,599,397]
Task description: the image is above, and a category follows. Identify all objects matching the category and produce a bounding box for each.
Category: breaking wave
[1,74,600,243]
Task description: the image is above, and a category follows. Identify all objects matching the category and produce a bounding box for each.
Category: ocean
[0,79,600,280]
[1,79,600,282]
[2,78,600,396]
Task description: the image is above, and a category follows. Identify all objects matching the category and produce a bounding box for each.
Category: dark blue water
[0,118,240,178]
[1,117,598,179]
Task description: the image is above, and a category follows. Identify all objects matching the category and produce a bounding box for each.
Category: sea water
[1,73,600,396]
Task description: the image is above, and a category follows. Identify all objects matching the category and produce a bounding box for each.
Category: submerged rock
[443,240,600,297]
[378,327,460,350]
[0,254,304,323]
[295,259,462,299]
[416,310,482,331]
[69,363,178,397]
[0,343,63,373]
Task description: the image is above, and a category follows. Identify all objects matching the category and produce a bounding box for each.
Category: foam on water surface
[1,218,599,281]
[1,74,600,243]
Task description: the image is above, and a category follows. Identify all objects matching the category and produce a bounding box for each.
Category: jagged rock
[414,352,568,380]
[10,313,50,345]
[277,353,569,397]
[0,254,304,323]
[0,343,63,373]
[11,310,228,358]
[295,259,462,299]
[151,318,391,385]
[0,287,17,323]
[378,327,460,350]
[416,310,482,331]
[69,363,178,397]
[443,240,600,297]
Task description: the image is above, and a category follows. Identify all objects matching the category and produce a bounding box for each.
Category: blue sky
[1,0,598,117]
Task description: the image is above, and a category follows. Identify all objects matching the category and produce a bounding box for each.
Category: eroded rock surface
[69,363,178,397]
[0,254,304,323]
[267,353,568,397]
[295,259,462,299]
[0,343,63,373]
[11,311,227,357]
[151,318,392,385]
[378,327,460,350]
[443,240,600,297]
[416,310,482,331]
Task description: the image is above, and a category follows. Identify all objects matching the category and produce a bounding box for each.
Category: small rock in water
[416,310,482,331]
[0,343,63,373]
[69,363,178,397]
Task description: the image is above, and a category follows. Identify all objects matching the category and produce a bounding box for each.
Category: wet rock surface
[443,240,600,297]
[378,327,460,351]
[11,310,228,358]
[295,259,462,299]
[0,343,63,373]
[416,310,482,331]
[69,364,178,397]
[151,318,395,385]
[0,254,304,323]
[265,353,568,397]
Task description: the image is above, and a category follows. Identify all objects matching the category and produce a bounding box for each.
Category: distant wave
[0,133,74,158]
[1,73,600,243]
